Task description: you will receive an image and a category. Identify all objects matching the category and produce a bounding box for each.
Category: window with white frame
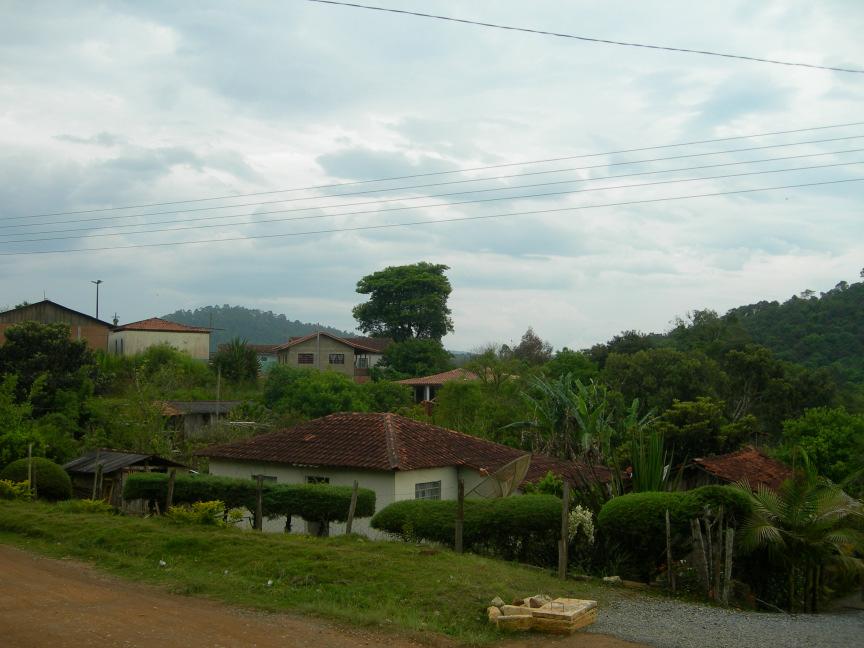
[329,353,345,365]
[415,480,441,500]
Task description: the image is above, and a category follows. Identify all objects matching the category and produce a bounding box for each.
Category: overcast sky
[1,0,862,350]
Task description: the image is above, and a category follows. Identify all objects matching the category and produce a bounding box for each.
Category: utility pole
[91,280,103,319]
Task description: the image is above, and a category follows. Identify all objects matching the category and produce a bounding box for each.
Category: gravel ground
[587,596,864,648]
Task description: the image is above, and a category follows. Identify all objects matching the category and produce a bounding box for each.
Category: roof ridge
[383,412,401,470]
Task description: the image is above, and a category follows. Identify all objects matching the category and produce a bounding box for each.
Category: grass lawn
[0,501,623,645]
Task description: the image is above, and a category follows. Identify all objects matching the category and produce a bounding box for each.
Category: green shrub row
[122,472,376,523]
[0,457,71,501]
[370,495,564,563]
[596,485,751,579]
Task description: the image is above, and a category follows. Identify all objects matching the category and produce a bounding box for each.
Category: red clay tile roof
[397,368,479,386]
[276,332,391,354]
[218,343,280,354]
[692,446,792,490]
[197,412,608,486]
[115,317,211,333]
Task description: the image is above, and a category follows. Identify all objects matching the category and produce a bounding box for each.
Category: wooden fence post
[254,475,264,531]
[665,509,675,593]
[455,479,464,554]
[27,443,34,497]
[558,481,570,580]
[165,468,176,512]
[722,527,734,606]
[346,480,359,535]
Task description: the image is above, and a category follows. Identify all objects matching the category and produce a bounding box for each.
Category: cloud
[1,0,862,351]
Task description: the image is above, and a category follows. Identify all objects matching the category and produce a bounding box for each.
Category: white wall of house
[108,330,210,360]
[207,459,479,538]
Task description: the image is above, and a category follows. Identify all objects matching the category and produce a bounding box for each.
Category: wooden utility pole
[346,480,359,535]
[558,481,570,580]
[166,468,176,511]
[665,509,676,593]
[455,479,465,554]
[254,475,264,531]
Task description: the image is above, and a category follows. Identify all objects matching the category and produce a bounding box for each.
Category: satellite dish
[466,454,532,498]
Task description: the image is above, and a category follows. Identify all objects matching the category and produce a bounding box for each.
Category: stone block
[496,614,533,631]
[487,606,502,621]
[532,598,596,621]
[500,604,528,616]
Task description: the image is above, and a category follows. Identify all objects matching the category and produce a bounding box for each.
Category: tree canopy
[352,262,454,342]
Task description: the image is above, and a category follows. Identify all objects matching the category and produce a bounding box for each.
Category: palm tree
[735,453,864,612]
[212,337,260,383]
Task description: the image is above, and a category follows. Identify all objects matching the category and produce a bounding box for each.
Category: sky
[1,0,862,351]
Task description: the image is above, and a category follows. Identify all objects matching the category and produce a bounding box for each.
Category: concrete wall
[108,329,210,360]
[207,459,479,538]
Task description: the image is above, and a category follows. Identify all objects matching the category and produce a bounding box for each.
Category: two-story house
[276,332,391,382]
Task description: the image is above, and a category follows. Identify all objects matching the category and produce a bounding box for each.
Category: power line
[4,148,860,238]
[9,121,864,221]
[2,178,860,256]
[2,160,861,244]
[5,133,862,231]
[306,0,864,74]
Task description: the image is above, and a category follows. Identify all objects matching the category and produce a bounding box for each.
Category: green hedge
[370,495,563,563]
[122,473,375,523]
[0,458,71,501]
[596,485,751,579]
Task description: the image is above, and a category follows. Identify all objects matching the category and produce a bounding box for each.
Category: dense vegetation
[163,304,353,351]
[727,278,864,384]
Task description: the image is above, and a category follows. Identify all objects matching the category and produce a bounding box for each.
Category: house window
[306,475,330,484]
[415,480,441,500]
[298,353,314,364]
[252,474,277,483]
[355,355,369,368]
[329,353,345,365]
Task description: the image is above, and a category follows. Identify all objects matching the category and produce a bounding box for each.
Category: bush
[0,479,31,501]
[54,499,116,514]
[370,495,563,563]
[0,457,72,501]
[596,486,751,580]
[167,500,226,526]
[123,473,376,523]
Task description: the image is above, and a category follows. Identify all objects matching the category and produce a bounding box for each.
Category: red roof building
[275,332,392,383]
[688,446,793,490]
[109,317,211,360]
[397,368,479,402]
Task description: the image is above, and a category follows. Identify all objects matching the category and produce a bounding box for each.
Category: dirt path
[0,545,643,648]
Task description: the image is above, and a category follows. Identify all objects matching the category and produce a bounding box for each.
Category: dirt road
[0,545,643,648]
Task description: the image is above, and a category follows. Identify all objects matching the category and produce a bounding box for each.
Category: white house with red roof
[197,412,610,537]
[108,317,211,360]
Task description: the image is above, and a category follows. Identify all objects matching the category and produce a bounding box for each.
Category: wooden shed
[63,450,185,507]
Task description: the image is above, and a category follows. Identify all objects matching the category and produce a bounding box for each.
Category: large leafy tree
[376,338,451,378]
[352,262,454,342]
[512,327,552,365]
[0,321,96,417]
[779,407,864,489]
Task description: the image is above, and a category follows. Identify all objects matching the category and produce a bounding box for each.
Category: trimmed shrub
[262,483,375,523]
[0,458,71,501]
[0,479,31,501]
[55,499,116,514]
[596,486,751,580]
[122,473,376,524]
[370,495,563,563]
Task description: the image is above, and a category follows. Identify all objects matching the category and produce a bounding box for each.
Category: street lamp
[91,280,103,319]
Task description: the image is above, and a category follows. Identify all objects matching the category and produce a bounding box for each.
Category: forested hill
[162,305,354,351]
[726,279,864,384]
